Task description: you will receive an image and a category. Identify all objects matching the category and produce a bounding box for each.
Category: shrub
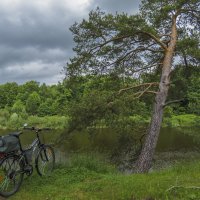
[7,113,24,129]
[169,114,199,127]
[27,115,69,129]
[0,109,10,128]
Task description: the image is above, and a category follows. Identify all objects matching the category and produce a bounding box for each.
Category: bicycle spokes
[39,150,52,174]
[36,146,55,176]
[0,156,23,197]
[40,161,47,174]
[0,176,11,191]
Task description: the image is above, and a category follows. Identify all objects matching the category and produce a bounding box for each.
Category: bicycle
[0,125,55,197]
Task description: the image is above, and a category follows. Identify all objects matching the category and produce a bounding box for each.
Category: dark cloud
[92,0,140,14]
[0,1,76,49]
[0,45,70,68]
[0,0,140,85]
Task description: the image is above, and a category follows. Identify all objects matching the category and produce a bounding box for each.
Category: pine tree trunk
[135,16,178,173]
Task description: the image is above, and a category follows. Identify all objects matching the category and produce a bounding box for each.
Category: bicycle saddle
[9,132,22,137]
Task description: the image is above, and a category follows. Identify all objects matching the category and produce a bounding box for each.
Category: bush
[7,113,24,129]
[0,109,10,128]
[27,115,69,129]
[164,114,200,127]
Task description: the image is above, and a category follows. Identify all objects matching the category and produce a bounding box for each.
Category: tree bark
[135,16,178,173]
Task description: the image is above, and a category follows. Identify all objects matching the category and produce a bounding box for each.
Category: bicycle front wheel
[0,155,24,197]
[35,145,55,176]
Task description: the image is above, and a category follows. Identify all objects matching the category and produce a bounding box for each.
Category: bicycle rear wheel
[0,155,24,197]
[35,145,55,176]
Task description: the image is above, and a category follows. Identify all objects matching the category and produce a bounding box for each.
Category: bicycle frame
[18,131,43,167]
[26,137,40,152]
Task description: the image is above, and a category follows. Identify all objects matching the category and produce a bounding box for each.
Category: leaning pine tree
[66,0,200,173]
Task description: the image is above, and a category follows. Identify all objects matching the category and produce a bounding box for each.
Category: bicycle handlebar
[24,127,51,132]
[24,127,34,130]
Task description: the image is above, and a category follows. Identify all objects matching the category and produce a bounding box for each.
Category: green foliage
[141,0,200,31]
[66,75,149,139]
[0,80,72,119]
[7,113,24,129]
[187,76,200,115]
[67,1,199,80]
[163,107,174,126]
[162,65,200,115]
[26,92,41,115]
[177,36,200,65]
[27,115,69,129]
[0,109,10,128]
[0,82,18,108]
[38,99,58,117]
[163,114,200,127]
[12,100,26,115]
[67,7,159,77]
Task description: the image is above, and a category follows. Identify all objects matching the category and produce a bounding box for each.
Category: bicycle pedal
[24,165,32,172]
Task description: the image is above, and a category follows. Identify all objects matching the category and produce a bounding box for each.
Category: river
[0,127,199,152]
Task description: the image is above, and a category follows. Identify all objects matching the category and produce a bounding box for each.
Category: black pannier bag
[0,135,20,153]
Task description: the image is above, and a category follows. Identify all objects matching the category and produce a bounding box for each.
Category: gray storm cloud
[0,0,140,84]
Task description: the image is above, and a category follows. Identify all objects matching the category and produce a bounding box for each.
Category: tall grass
[9,153,200,200]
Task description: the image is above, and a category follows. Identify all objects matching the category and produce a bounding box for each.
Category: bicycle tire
[0,155,24,197]
[35,145,55,176]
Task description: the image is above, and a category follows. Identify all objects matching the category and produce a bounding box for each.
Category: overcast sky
[0,0,140,85]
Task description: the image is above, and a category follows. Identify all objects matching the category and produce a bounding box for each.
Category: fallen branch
[166,185,200,192]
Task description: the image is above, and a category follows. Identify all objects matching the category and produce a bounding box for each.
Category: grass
[8,154,200,200]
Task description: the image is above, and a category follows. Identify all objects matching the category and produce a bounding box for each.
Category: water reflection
[156,127,200,152]
[0,127,200,152]
[0,129,61,149]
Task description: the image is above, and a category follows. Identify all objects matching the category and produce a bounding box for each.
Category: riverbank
[0,115,69,130]
[1,114,200,130]
[163,114,200,128]
[9,154,200,200]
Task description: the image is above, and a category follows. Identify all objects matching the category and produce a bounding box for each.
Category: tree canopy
[67,1,199,80]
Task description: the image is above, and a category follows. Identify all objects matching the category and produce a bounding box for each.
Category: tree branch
[163,99,185,107]
[110,47,163,67]
[118,82,159,95]
[133,90,158,99]
[137,31,168,51]
[89,31,168,56]
[159,34,171,38]
[145,90,158,94]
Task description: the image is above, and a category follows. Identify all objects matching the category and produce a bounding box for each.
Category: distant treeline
[0,66,199,129]
[0,81,71,129]
[0,81,70,116]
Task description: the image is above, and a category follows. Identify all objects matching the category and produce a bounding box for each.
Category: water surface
[0,127,199,152]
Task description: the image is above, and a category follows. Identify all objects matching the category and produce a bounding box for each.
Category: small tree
[26,92,41,115]
[12,100,25,114]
